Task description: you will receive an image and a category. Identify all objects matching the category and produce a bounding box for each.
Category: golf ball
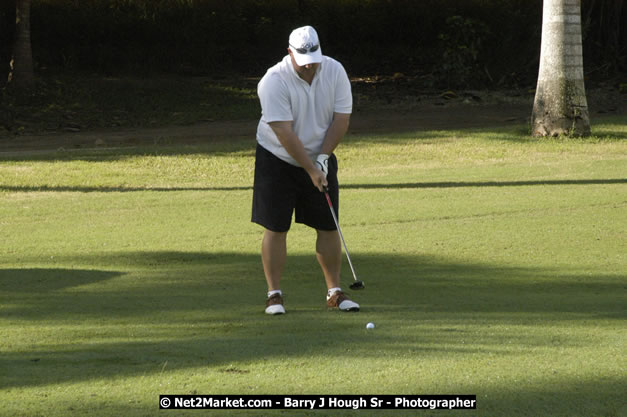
[366,322,375,329]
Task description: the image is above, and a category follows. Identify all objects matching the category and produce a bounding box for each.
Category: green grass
[1,117,626,417]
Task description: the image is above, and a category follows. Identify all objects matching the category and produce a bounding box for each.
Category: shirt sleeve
[258,73,293,123]
[334,63,352,114]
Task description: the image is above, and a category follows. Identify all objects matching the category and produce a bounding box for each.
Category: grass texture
[0,117,625,416]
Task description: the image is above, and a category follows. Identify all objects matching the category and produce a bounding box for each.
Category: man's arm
[269,121,328,191]
[315,112,350,180]
[320,112,351,155]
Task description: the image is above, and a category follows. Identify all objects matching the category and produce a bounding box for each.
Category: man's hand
[307,166,328,192]
[316,154,329,178]
[269,121,330,192]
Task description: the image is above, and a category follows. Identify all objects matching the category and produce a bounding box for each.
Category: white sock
[267,290,282,298]
[327,287,342,299]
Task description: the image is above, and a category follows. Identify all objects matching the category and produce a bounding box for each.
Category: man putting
[252,25,360,315]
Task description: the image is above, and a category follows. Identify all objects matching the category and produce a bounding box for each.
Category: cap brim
[290,46,322,66]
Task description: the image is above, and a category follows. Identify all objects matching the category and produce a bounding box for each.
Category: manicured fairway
[1,118,625,416]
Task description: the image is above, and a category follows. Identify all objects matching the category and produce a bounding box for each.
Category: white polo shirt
[256,55,352,167]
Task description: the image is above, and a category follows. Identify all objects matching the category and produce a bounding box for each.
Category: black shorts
[251,144,339,232]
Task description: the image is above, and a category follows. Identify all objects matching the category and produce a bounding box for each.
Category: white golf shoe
[265,293,285,315]
[327,291,360,312]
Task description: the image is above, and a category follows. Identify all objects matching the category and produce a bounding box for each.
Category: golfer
[252,25,360,315]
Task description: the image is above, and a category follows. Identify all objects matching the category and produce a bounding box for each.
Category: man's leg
[262,229,288,291]
[317,229,360,312]
[316,229,341,289]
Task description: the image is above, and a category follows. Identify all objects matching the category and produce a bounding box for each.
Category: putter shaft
[324,190,359,283]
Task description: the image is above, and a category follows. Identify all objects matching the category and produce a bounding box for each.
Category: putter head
[349,280,365,290]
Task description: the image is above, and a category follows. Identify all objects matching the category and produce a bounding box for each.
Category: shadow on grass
[2,250,624,378]
[2,114,624,162]
[2,251,624,415]
[0,268,123,292]
[44,377,623,417]
[0,76,260,136]
[0,252,627,416]
[3,250,624,319]
[1,178,626,194]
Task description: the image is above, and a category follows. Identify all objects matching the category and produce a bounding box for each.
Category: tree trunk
[532,0,590,137]
[8,0,34,89]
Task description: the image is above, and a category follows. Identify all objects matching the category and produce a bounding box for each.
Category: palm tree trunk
[532,0,590,137]
[8,0,35,89]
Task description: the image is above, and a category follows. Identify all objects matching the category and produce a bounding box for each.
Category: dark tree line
[1,0,625,89]
[5,0,34,89]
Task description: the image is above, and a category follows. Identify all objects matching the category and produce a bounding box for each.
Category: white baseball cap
[288,26,323,66]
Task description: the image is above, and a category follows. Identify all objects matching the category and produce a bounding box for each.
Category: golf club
[323,186,365,290]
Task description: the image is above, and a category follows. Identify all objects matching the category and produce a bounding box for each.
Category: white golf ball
[366,322,375,329]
